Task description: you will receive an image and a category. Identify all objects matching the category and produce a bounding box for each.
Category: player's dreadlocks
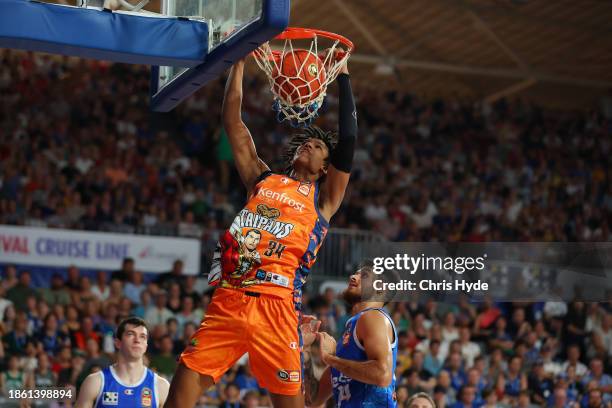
[283,126,338,174]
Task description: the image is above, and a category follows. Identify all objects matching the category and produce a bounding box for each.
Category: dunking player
[75,317,170,408]
[165,55,357,407]
[303,264,398,407]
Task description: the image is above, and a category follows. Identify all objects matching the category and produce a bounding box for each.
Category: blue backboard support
[150,0,290,112]
[0,0,209,67]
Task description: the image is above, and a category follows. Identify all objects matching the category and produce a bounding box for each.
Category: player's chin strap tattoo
[331,73,357,173]
[303,349,319,405]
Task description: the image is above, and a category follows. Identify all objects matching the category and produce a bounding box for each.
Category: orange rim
[274,27,354,52]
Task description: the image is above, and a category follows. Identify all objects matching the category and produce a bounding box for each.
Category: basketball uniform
[182,172,328,394]
[94,366,158,408]
[331,308,398,408]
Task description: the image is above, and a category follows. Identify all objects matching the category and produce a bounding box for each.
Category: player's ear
[114,337,121,350]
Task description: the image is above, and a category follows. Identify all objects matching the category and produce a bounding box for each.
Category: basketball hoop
[253,27,354,128]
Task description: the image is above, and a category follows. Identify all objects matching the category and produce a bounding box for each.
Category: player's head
[342,260,397,306]
[406,392,437,408]
[244,229,262,251]
[115,316,148,361]
[285,126,337,179]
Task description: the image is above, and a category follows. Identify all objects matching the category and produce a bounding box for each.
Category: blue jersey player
[75,317,170,408]
[303,265,398,407]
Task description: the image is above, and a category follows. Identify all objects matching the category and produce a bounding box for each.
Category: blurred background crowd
[0,51,611,407]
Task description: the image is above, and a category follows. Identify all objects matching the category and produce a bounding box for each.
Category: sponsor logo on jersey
[277,370,300,383]
[289,342,298,350]
[257,187,306,213]
[141,387,152,407]
[297,182,312,197]
[237,209,294,239]
[102,392,118,405]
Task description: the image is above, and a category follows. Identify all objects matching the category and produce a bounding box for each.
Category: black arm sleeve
[330,73,357,173]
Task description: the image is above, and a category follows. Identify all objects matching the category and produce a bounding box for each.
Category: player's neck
[113,357,145,385]
[289,168,319,183]
[351,301,384,315]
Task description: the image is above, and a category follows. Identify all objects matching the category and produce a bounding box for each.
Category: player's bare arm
[304,364,332,407]
[74,372,102,408]
[319,310,394,387]
[156,375,170,407]
[319,58,356,221]
[222,59,270,194]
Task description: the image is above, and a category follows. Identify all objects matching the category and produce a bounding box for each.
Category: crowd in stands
[1,50,611,244]
[0,260,611,407]
[1,51,611,407]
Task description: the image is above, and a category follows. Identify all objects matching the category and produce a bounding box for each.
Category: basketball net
[253,28,352,128]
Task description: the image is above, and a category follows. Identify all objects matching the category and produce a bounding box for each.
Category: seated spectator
[149,334,177,380]
[111,257,134,283]
[124,271,146,305]
[561,344,588,378]
[145,291,173,327]
[2,311,31,355]
[37,312,69,354]
[91,271,110,302]
[424,339,444,377]
[156,259,185,289]
[450,385,477,408]
[38,273,71,306]
[219,382,241,408]
[65,265,81,292]
[1,265,18,291]
[0,355,26,396]
[73,316,100,351]
[6,270,38,311]
[580,358,612,404]
[528,360,554,405]
[27,352,57,389]
[459,327,481,369]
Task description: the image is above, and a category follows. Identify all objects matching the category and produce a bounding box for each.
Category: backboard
[150,0,289,112]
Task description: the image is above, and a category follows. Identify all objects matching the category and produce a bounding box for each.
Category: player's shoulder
[358,309,392,331]
[154,372,170,388]
[83,370,104,387]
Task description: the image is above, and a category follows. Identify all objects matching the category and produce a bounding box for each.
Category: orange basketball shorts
[179,288,303,395]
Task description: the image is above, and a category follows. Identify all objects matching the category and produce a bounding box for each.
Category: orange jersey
[208,172,329,301]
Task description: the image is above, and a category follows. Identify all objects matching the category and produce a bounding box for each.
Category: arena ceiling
[287,0,612,110]
[47,0,612,109]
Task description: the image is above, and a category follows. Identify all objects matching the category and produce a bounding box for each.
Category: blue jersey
[95,366,158,408]
[331,308,398,408]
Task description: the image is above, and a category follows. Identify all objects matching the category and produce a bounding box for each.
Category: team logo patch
[141,387,152,407]
[342,330,350,345]
[297,182,311,196]
[277,370,289,381]
[124,389,134,396]
[102,392,118,405]
[256,270,267,280]
[256,203,281,219]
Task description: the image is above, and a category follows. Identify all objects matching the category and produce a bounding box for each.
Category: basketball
[272,49,326,106]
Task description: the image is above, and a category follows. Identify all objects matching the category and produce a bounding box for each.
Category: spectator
[2,311,31,355]
[0,355,26,396]
[459,327,481,369]
[73,316,100,351]
[220,382,242,408]
[424,339,444,377]
[1,265,18,291]
[124,270,146,305]
[144,291,173,327]
[149,334,177,380]
[91,271,110,301]
[65,265,81,292]
[156,259,185,289]
[450,385,476,408]
[111,257,134,283]
[27,352,57,389]
[561,345,588,378]
[37,312,68,354]
[6,270,38,311]
[38,273,71,306]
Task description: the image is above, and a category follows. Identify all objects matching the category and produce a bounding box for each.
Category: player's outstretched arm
[74,372,102,408]
[319,311,393,387]
[222,59,270,193]
[320,59,357,221]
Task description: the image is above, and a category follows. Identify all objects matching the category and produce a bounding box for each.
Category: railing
[309,228,387,280]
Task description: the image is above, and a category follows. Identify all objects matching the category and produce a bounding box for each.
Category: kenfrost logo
[258,187,306,212]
